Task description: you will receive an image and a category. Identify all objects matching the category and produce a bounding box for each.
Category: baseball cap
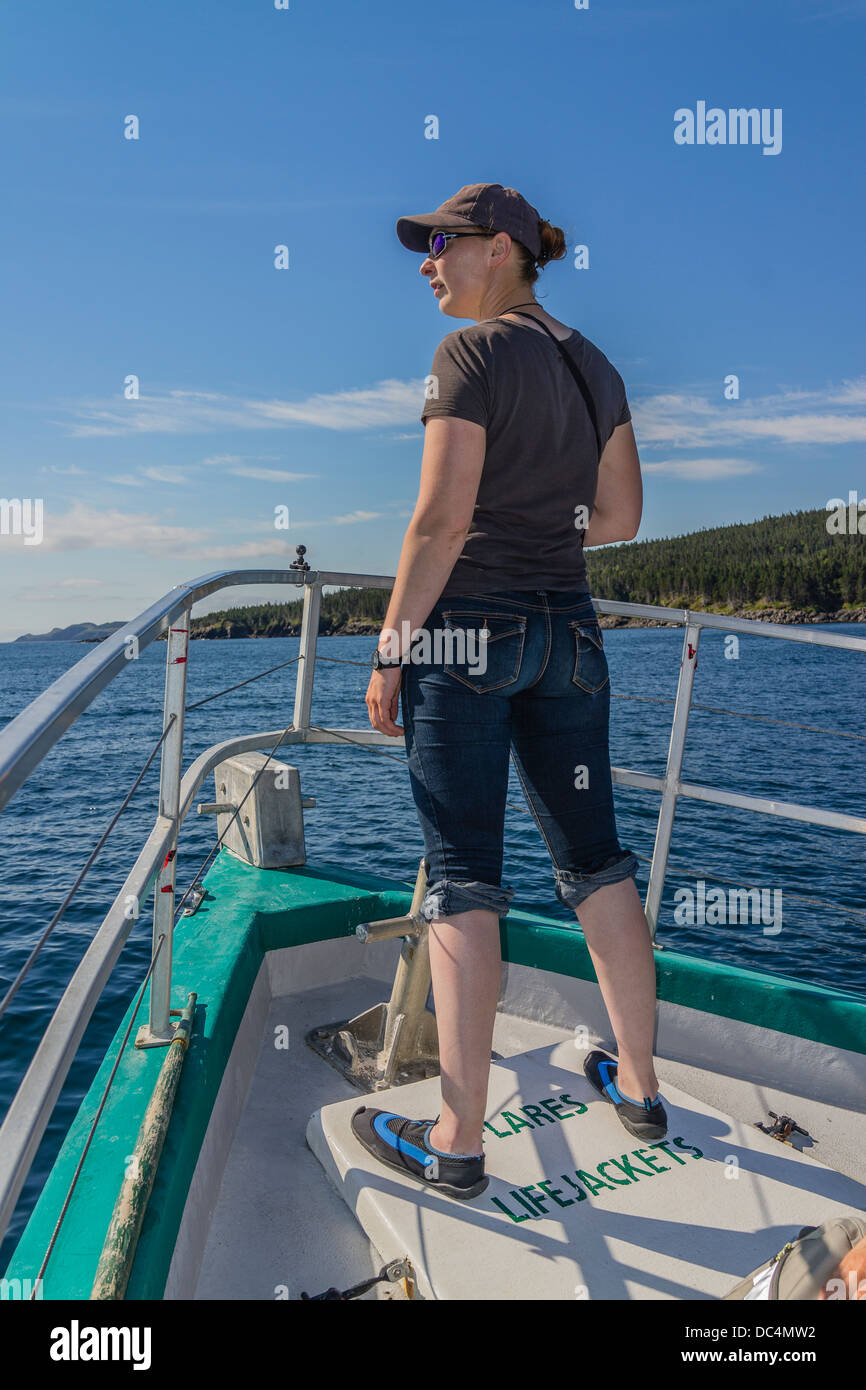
[396,183,542,260]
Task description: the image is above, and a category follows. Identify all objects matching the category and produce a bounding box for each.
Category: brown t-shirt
[421,317,631,597]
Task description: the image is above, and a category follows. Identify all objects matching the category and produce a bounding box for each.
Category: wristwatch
[371,648,403,670]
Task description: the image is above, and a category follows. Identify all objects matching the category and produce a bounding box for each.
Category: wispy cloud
[140,465,198,485]
[31,502,210,555]
[107,459,315,487]
[64,381,425,438]
[288,509,387,528]
[641,457,762,480]
[632,379,866,448]
[6,501,327,564]
[333,509,384,525]
[47,375,866,458]
[825,379,866,405]
[225,465,318,482]
[287,501,416,528]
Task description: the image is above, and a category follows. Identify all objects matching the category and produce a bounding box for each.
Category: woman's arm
[583,421,642,547]
[366,416,486,738]
[378,415,486,653]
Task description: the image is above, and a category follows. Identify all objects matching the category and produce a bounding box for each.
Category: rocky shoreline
[190,616,379,639]
[188,606,866,639]
[595,605,866,630]
[19,604,864,644]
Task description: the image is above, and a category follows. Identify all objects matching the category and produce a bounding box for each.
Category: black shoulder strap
[503,312,603,462]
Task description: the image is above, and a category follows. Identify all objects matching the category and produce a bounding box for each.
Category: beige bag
[721,1215,866,1300]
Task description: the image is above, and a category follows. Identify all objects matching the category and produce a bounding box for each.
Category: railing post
[643,620,701,939]
[293,582,322,734]
[137,610,190,1047]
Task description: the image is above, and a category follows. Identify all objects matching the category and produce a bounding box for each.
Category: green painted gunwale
[5,848,866,1300]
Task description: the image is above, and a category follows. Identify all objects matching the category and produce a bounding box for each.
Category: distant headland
[12,507,865,640]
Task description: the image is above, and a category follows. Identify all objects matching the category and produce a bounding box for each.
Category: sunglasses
[427,229,495,258]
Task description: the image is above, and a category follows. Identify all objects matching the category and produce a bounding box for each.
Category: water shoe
[350,1107,489,1200]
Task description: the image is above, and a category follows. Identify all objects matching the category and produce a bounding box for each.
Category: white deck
[309,1042,866,1301]
[192,970,866,1301]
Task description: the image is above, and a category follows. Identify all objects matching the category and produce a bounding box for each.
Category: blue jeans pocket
[440,609,527,692]
[568,619,609,693]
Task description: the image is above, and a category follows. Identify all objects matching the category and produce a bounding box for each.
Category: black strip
[503,311,603,462]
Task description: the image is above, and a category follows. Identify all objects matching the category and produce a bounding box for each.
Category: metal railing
[0,562,865,1247]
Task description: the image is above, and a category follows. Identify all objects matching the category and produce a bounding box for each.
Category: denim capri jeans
[399,588,639,923]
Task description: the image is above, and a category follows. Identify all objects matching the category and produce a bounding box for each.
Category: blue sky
[1,0,864,639]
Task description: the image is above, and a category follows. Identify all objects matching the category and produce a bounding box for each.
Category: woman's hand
[366,667,404,737]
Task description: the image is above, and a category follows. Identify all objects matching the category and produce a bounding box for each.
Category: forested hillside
[188,508,865,637]
[583,508,865,610]
[192,585,390,638]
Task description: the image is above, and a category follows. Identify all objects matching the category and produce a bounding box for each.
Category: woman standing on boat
[356,183,666,1200]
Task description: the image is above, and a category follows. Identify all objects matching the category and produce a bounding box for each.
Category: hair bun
[537,218,567,266]
[511,211,566,284]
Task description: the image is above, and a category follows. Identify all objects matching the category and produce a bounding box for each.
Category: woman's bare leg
[423,879,658,1158]
[425,908,501,1156]
[576,877,659,1101]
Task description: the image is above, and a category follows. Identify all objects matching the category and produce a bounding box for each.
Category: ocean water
[1,624,864,1266]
